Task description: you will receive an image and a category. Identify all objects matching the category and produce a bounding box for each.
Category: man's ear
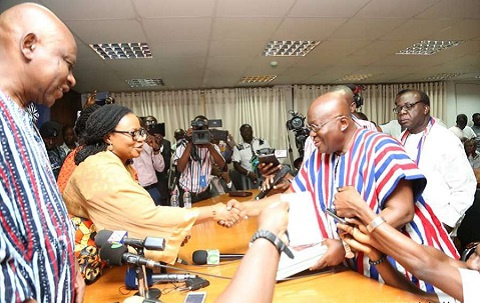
[340,117,349,132]
[424,105,430,115]
[21,33,38,60]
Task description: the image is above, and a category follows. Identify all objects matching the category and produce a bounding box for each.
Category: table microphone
[192,249,243,265]
[151,273,197,283]
[255,165,290,200]
[100,243,163,269]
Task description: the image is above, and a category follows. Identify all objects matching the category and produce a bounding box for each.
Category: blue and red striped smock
[293,128,459,294]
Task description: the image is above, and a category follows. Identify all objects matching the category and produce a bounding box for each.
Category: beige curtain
[292,82,446,125]
[112,90,203,141]
[113,82,445,144]
[204,87,289,151]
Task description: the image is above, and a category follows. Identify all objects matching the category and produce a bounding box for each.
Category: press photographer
[174,115,226,205]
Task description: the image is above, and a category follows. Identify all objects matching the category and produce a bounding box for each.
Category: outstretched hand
[309,238,345,270]
[213,203,241,228]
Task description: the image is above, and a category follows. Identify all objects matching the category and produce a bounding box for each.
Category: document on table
[276,191,327,280]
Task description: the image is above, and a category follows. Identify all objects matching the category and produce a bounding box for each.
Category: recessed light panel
[425,73,464,80]
[396,40,463,55]
[337,74,373,81]
[262,41,320,57]
[126,79,164,88]
[89,43,152,59]
[240,75,277,83]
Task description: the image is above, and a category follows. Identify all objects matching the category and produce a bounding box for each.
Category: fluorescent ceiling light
[396,40,463,56]
[126,79,164,88]
[425,73,464,80]
[262,41,320,57]
[337,74,373,81]
[240,75,277,83]
[89,43,152,59]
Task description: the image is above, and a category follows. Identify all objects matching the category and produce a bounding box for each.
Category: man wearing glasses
[395,89,476,240]
[290,90,459,296]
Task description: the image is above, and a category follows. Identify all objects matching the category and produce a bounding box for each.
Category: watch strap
[250,229,294,259]
[366,216,386,233]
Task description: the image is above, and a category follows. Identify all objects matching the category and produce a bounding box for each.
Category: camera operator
[174,115,225,205]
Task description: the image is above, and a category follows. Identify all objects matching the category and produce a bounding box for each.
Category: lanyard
[400,117,435,165]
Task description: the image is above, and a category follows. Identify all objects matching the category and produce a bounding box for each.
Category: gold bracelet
[366,216,386,233]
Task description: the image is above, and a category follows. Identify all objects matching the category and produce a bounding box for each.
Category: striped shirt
[293,128,459,294]
[0,91,75,303]
[174,140,223,193]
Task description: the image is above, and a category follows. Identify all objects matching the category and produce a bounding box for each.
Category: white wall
[445,81,480,127]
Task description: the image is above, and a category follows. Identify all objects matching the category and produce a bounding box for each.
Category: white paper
[281,191,324,247]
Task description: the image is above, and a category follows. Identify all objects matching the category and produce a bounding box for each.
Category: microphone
[124,237,166,251]
[95,229,127,247]
[151,273,197,283]
[192,249,243,265]
[255,165,290,200]
[100,243,163,269]
[95,230,166,251]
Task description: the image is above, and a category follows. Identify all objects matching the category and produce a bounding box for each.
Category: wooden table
[84,190,429,303]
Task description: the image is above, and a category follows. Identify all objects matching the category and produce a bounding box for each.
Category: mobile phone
[184,292,206,303]
[326,208,348,224]
[258,154,280,166]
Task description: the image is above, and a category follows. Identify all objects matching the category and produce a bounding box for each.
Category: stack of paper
[276,192,327,280]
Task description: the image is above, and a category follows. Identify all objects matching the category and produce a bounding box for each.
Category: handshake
[210,200,248,228]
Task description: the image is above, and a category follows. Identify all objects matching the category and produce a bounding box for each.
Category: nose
[67,72,76,88]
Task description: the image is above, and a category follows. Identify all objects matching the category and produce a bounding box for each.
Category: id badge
[200,175,207,187]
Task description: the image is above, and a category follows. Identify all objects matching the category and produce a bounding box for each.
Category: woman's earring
[107,143,113,151]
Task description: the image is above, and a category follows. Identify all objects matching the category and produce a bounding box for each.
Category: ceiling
[1,0,479,94]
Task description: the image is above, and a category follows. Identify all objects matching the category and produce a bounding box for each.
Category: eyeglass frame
[462,241,480,261]
[112,128,147,140]
[392,100,424,114]
[305,115,347,133]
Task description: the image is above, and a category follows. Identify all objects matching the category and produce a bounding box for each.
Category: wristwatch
[250,229,294,259]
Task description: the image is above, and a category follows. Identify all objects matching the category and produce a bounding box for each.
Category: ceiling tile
[418,0,480,19]
[133,0,215,18]
[216,0,295,17]
[379,19,459,41]
[272,18,347,40]
[42,0,136,20]
[149,41,209,58]
[143,18,212,42]
[329,18,406,40]
[209,40,267,57]
[289,0,371,17]
[66,19,146,44]
[356,0,439,18]
[212,18,282,41]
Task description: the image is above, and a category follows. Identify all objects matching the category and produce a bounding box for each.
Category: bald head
[0,3,77,108]
[309,92,352,121]
[307,92,356,154]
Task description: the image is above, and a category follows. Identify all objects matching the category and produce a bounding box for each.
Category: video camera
[190,118,228,145]
[286,110,310,157]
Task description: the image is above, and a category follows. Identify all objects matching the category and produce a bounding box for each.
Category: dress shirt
[232,138,270,171]
[132,143,165,187]
[400,122,476,227]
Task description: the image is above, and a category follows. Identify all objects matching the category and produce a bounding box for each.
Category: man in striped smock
[0,3,84,303]
[292,91,458,296]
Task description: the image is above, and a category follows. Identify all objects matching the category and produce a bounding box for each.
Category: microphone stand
[132,247,161,300]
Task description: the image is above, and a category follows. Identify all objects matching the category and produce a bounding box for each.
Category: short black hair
[396,89,430,106]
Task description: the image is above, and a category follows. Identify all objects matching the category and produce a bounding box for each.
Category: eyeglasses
[306,115,346,133]
[393,100,423,114]
[462,241,479,261]
[112,128,147,140]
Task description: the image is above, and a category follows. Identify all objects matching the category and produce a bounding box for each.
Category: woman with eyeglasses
[334,186,480,303]
[62,104,241,264]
